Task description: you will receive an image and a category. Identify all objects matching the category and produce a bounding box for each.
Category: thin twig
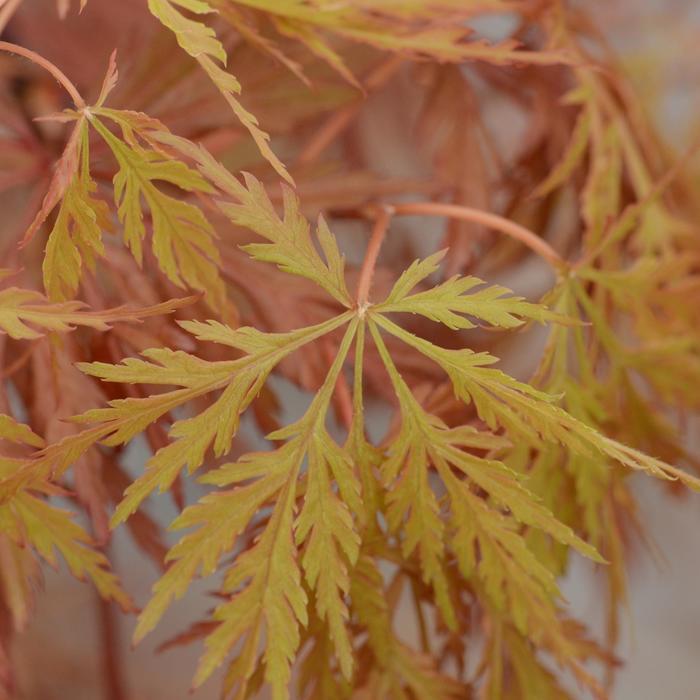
[388,201,565,270]
[96,577,127,700]
[0,340,36,379]
[0,40,86,108]
[356,205,394,309]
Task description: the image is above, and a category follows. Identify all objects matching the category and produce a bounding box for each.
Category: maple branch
[0,41,86,109]
[96,578,126,700]
[388,201,565,269]
[356,205,394,309]
[0,340,36,379]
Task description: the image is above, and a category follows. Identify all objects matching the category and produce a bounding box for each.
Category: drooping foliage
[0,1,699,698]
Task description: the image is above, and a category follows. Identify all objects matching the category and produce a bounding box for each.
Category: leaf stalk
[356,204,394,308]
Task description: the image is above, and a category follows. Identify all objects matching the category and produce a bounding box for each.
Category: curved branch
[0,41,86,109]
[389,201,565,270]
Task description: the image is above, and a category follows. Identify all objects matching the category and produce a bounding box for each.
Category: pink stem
[0,41,86,109]
[356,206,393,307]
[390,201,564,269]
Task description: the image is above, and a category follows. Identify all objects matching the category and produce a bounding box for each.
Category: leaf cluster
[0,2,699,698]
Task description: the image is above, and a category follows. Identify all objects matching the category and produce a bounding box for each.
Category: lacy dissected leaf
[0,294,197,505]
[199,480,305,699]
[0,287,194,340]
[24,73,229,312]
[76,311,353,525]
[370,334,456,626]
[19,48,118,255]
[370,322,601,630]
[0,491,131,610]
[293,428,360,679]
[146,0,292,182]
[375,250,561,329]
[226,0,572,70]
[0,318,331,504]
[153,132,352,305]
[42,121,111,301]
[363,253,699,674]
[350,554,465,699]
[133,320,359,697]
[2,5,700,699]
[370,312,700,491]
[222,178,351,306]
[85,109,227,312]
[148,0,568,184]
[17,111,108,302]
[134,460,285,635]
[467,534,605,697]
[0,420,122,635]
[529,260,700,644]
